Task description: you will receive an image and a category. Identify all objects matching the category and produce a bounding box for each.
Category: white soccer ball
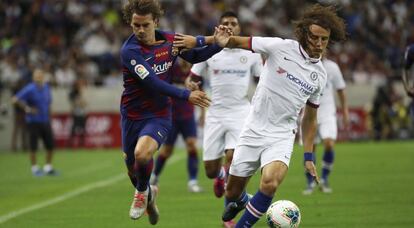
[266,200,301,228]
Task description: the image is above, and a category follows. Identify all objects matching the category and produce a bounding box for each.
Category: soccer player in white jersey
[187,11,262,228]
[199,5,347,227]
[303,57,349,195]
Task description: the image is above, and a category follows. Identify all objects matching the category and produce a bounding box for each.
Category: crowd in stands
[0,0,413,140]
[1,0,413,89]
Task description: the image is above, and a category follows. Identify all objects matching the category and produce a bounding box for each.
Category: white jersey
[317,59,346,123]
[239,37,327,146]
[190,48,262,120]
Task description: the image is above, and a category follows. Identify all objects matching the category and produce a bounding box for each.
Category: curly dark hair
[293,4,346,47]
[122,0,164,24]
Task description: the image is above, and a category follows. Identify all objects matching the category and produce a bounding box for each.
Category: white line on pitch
[0,152,186,224]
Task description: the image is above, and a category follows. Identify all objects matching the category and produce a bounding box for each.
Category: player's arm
[173,33,222,64]
[122,48,210,107]
[301,104,320,183]
[337,89,349,129]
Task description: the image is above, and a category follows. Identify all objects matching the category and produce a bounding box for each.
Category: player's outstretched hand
[214,25,232,47]
[304,161,320,184]
[173,33,196,50]
[188,90,211,108]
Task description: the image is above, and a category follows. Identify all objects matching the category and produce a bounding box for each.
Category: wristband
[304,152,314,162]
[195,35,206,47]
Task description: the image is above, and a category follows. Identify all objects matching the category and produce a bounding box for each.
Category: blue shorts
[165,117,197,145]
[121,116,172,166]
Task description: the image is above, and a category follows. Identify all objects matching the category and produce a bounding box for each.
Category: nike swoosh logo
[284,57,303,67]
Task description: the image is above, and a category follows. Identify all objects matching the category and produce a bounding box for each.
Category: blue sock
[134,159,154,191]
[187,149,198,180]
[153,154,167,176]
[322,149,334,181]
[236,191,272,228]
[305,172,314,185]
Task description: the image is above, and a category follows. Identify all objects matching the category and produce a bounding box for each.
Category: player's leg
[151,144,173,186]
[202,119,226,196]
[222,144,261,222]
[180,117,202,192]
[235,136,293,228]
[318,118,337,193]
[320,138,335,193]
[185,136,202,192]
[128,135,158,220]
[123,118,170,222]
[151,119,178,186]
[28,123,42,176]
[41,122,57,175]
[236,161,288,227]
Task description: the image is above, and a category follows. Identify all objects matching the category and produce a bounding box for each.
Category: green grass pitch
[0,141,413,227]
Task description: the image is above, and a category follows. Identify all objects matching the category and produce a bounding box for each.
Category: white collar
[299,44,321,64]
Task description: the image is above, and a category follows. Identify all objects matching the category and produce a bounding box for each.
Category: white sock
[43,164,53,172]
[31,165,40,172]
[217,166,226,180]
[188,179,198,186]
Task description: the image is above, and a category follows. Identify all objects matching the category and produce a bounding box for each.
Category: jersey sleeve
[329,61,346,90]
[251,53,263,77]
[121,47,190,100]
[251,37,285,55]
[190,61,207,78]
[179,44,222,64]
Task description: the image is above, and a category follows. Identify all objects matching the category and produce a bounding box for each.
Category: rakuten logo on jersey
[286,73,314,95]
[152,61,173,75]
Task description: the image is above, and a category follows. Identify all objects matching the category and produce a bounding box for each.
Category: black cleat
[222,201,247,222]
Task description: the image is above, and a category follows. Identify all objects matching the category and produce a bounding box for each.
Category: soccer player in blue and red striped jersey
[120,0,227,224]
[151,59,203,193]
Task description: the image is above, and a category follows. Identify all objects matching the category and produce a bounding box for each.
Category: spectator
[12,68,58,176]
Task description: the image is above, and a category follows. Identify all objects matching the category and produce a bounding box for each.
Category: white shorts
[202,119,244,161]
[229,134,295,177]
[317,117,337,140]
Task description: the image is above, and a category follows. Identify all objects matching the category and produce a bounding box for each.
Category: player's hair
[293,4,346,47]
[122,0,164,24]
[219,11,239,23]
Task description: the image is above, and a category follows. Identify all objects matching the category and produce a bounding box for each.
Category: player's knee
[134,148,152,163]
[204,164,220,178]
[260,179,279,196]
[205,168,218,179]
[185,139,198,152]
[160,149,173,158]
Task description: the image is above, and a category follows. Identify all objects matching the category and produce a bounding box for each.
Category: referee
[12,68,57,176]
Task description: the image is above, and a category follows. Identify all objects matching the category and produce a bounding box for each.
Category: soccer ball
[266,200,301,228]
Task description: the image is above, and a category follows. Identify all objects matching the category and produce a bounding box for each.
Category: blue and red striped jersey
[170,61,195,120]
[120,30,222,120]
